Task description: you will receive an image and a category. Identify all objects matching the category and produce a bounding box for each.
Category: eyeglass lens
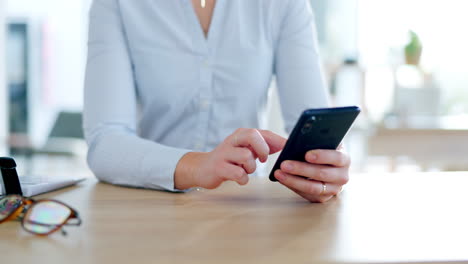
[23,201,72,234]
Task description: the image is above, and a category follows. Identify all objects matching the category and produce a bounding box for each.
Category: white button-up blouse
[83,0,329,191]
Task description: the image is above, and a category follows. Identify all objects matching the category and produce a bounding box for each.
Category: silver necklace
[201,0,206,8]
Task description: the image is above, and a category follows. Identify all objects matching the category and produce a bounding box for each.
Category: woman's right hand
[174,128,286,190]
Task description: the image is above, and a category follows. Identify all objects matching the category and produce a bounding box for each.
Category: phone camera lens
[301,121,313,134]
[301,116,318,134]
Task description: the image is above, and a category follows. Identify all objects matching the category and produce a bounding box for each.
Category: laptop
[0,157,86,197]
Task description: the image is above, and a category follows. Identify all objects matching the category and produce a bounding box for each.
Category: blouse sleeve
[274,0,330,133]
[83,0,191,192]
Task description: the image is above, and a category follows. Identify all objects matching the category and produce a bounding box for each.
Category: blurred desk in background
[368,125,468,171]
[2,172,468,264]
[6,111,86,174]
[7,111,84,156]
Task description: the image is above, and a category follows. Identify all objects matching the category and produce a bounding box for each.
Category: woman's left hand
[274,147,350,203]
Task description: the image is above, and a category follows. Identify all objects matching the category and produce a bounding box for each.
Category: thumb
[258,130,287,154]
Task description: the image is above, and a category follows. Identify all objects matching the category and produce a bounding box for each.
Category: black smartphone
[269,106,361,182]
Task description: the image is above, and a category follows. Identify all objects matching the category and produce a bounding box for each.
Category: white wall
[0,0,8,155]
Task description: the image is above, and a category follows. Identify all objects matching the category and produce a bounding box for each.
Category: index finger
[258,130,287,154]
[232,128,269,163]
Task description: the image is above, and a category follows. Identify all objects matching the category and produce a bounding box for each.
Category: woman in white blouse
[84,0,350,203]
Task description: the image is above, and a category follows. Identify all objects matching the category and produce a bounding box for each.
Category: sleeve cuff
[140,144,192,192]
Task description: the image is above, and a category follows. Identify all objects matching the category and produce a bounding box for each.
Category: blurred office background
[0,0,467,177]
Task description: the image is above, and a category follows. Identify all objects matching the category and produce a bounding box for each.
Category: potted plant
[405,30,423,66]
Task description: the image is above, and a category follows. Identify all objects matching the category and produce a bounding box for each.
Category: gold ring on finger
[320,182,327,196]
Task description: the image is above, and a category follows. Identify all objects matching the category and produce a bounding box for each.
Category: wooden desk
[368,127,468,171]
[2,172,468,264]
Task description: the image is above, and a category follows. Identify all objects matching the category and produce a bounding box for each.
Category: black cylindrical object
[0,157,23,195]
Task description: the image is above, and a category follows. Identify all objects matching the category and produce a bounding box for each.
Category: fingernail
[308,153,318,162]
[276,170,286,180]
[282,161,293,171]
